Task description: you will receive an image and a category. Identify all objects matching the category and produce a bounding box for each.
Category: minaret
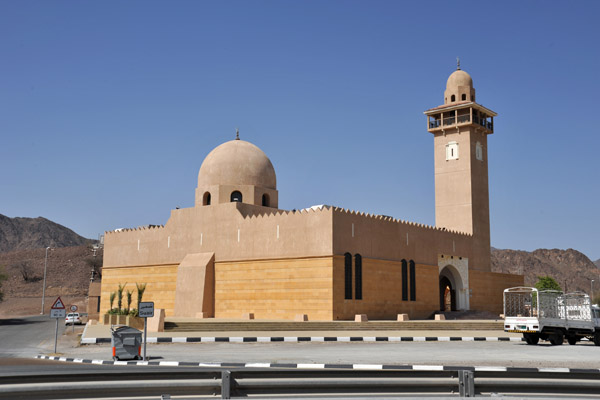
[424,64,497,271]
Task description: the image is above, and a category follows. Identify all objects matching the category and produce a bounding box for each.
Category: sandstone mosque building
[100,66,523,320]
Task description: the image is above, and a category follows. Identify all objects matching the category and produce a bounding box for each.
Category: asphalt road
[0,315,73,358]
[67,340,600,369]
[2,316,600,369]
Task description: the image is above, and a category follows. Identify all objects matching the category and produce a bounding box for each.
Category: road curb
[81,335,524,344]
[34,355,599,374]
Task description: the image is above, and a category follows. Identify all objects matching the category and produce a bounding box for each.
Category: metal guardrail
[2,368,600,398]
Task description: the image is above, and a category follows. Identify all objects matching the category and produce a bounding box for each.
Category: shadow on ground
[0,318,45,326]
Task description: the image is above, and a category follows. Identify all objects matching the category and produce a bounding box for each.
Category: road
[0,315,73,357]
[67,340,600,369]
[2,316,600,369]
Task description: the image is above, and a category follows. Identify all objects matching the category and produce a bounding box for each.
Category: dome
[198,139,276,189]
[446,69,473,90]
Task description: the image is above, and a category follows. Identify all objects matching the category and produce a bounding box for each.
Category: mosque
[99,66,523,320]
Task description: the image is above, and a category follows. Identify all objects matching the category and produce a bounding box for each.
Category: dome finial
[456,57,461,70]
[235,128,240,140]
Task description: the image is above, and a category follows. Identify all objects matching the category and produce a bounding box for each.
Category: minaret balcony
[425,104,496,134]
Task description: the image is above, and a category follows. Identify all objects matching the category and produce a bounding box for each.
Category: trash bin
[111,325,142,361]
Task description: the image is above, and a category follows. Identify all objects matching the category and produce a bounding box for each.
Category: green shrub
[535,276,562,292]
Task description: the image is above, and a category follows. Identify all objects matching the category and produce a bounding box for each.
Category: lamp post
[591,279,595,305]
[40,246,51,314]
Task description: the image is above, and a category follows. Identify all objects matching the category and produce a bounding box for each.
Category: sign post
[138,302,154,361]
[70,305,78,333]
[50,297,65,354]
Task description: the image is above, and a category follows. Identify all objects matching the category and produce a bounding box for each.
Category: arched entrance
[439,265,465,311]
[439,276,455,311]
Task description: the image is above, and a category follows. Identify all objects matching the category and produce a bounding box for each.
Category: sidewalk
[81,320,523,344]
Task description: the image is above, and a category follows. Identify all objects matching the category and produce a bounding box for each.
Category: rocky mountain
[491,248,599,295]
[0,214,91,253]
[595,259,600,269]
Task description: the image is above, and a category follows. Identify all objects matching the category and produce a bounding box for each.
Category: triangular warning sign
[51,297,65,309]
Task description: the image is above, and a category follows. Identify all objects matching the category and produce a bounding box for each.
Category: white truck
[503,287,600,345]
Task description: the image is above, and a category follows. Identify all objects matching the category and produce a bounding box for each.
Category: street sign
[138,302,154,318]
[48,296,66,354]
[50,309,66,318]
[70,305,78,312]
[138,302,155,361]
[50,297,65,310]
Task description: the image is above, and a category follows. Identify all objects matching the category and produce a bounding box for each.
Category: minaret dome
[444,69,475,104]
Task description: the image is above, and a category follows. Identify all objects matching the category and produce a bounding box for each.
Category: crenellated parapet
[330,206,471,237]
[105,224,165,236]
[238,203,471,237]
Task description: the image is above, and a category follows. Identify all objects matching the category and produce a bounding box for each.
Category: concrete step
[164,320,503,332]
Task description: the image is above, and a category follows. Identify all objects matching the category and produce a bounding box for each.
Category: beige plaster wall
[434,128,474,234]
[433,126,491,271]
[104,202,333,268]
[195,184,278,208]
[332,208,475,269]
[468,130,492,270]
[173,252,215,317]
[214,257,333,320]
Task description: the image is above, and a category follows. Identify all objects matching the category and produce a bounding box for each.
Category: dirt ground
[0,296,88,318]
[0,245,98,318]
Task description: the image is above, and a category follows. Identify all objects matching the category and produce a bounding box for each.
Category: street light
[40,246,51,314]
[591,279,595,306]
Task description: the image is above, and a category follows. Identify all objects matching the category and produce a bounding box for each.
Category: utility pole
[40,247,51,314]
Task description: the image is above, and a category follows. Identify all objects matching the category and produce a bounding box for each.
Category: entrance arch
[439,265,465,311]
[439,275,455,311]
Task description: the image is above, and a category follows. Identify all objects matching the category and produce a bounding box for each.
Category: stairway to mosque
[164,319,503,332]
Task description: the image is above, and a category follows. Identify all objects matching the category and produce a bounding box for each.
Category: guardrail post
[458,370,474,397]
[221,370,232,399]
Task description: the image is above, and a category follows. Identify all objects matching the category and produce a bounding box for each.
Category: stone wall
[214,256,334,320]
[100,264,178,316]
[469,270,524,315]
[332,255,439,320]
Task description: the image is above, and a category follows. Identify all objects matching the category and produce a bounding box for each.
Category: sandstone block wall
[332,255,439,320]
[214,257,334,320]
[100,264,178,316]
[469,270,524,314]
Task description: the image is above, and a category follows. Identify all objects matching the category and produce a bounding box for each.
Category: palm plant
[126,289,133,314]
[117,283,127,314]
[136,283,147,310]
[109,292,116,312]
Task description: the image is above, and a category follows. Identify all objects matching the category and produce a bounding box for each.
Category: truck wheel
[524,333,539,345]
[567,335,577,345]
[594,333,600,346]
[550,331,564,346]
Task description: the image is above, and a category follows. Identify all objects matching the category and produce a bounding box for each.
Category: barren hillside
[0,245,102,317]
[491,248,598,293]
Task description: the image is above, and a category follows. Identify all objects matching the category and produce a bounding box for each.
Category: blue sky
[1,1,599,260]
